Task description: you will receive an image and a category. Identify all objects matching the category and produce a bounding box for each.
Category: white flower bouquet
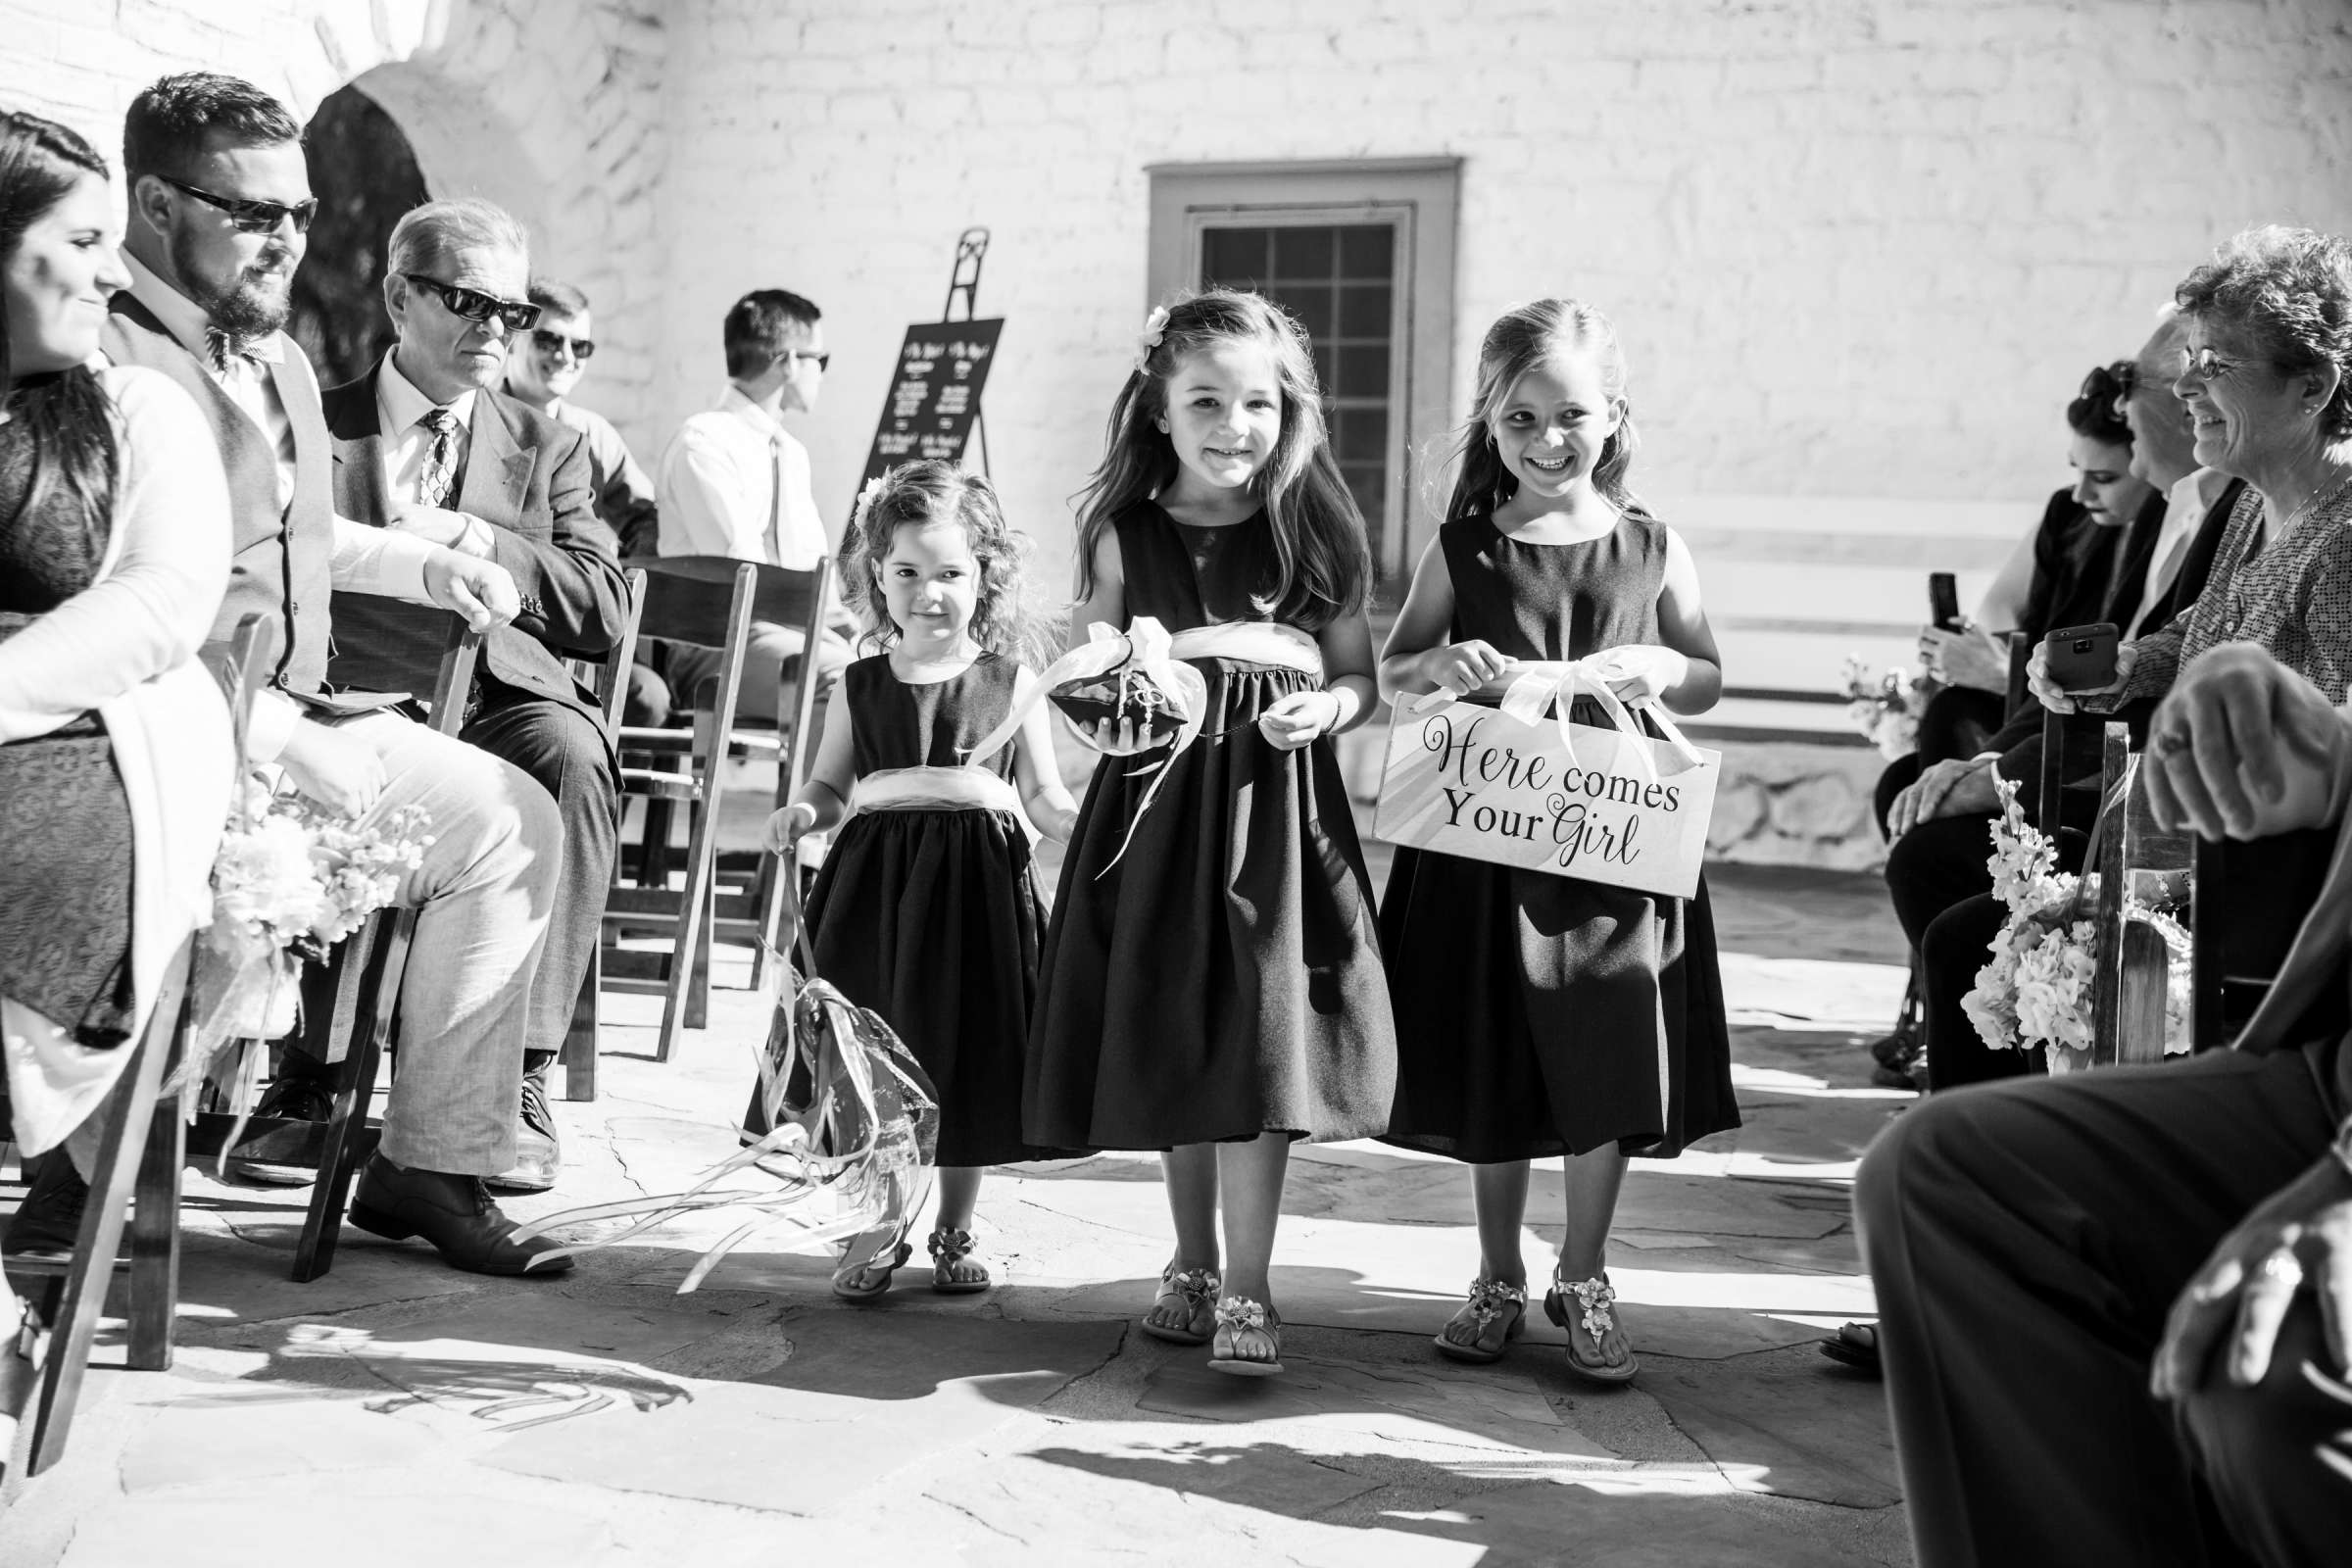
[187,775,434,1069]
[1839,655,1932,761]
[1959,775,2192,1071]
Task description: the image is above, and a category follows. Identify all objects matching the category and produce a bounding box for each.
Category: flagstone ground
[2,855,1918,1567]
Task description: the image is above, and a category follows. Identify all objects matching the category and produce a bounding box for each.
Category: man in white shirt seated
[650,288,853,728]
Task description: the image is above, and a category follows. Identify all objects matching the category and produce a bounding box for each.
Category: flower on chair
[1133,305,1170,373]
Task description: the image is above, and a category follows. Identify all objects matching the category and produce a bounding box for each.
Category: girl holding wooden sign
[1023,289,1396,1378]
[1376,299,1738,1384]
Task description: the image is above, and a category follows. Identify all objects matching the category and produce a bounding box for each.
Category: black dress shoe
[4,1154,89,1261]
[221,1072,337,1187]
[484,1067,561,1196]
[347,1153,573,1276]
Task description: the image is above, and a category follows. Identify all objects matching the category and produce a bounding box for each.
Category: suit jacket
[1994,477,2249,825]
[99,294,338,700]
[320,363,628,725]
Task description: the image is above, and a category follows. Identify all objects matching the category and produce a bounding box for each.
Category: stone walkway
[1,861,1916,1568]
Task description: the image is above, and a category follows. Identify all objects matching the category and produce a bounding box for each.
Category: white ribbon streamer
[850,765,1024,815]
[1410,655,1705,780]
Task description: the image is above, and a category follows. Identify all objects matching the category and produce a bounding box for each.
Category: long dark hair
[0,112,117,535]
[1072,288,1371,631]
[1446,299,1644,524]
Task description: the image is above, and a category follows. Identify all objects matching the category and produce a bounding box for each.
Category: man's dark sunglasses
[404,273,543,332]
[531,328,596,361]
[160,175,318,236]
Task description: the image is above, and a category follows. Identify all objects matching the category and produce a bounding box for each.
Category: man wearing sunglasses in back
[501,277,659,560]
[91,74,580,1278]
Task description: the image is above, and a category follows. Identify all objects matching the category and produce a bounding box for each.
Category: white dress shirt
[112,250,443,761]
[2134,466,2232,626]
[654,386,831,568]
[373,353,493,556]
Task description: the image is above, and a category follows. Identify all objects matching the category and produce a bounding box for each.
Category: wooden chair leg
[659,787,723,1062]
[14,942,186,1479]
[561,954,599,1102]
[292,913,406,1284]
[124,1075,184,1373]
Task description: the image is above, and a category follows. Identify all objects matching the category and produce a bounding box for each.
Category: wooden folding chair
[2,613,275,1484]
[604,557,834,1062]
[555,567,647,1104]
[2079,723,2187,1067]
[186,618,481,1283]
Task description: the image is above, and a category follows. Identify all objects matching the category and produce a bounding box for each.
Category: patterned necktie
[417,407,461,508]
[764,432,784,565]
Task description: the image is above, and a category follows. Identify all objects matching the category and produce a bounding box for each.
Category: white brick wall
[9,0,2352,716]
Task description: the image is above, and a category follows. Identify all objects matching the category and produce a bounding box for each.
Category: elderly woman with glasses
[2034,225,2352,718]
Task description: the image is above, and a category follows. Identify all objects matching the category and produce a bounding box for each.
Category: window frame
[1146,158,1461,581]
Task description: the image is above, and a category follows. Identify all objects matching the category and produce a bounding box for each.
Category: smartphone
[2043,622,2120,692]
[1928,571,1963,632]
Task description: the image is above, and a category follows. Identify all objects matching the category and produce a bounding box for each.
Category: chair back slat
[2003,632,2034,721]
[633,556,830,647]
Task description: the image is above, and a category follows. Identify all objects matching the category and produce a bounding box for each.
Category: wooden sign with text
[858,318,1004,484]
[1373,701,1721,900]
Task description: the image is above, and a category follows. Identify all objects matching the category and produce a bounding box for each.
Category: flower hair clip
[1133,305,1170,372]
[851,474,887,534]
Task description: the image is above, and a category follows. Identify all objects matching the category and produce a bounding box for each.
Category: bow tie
[204,327,255,374]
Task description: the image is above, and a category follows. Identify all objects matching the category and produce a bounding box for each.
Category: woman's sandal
[927,1227,992,1295]
[831,1230,913,1303]
[1140,1264,1221,1346]
[1207,1295,1283,1378]
[1544,1268,1639,1386]
[1434,1277,1528,1364]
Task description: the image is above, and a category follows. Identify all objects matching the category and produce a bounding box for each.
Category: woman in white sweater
[0,111,233,1259]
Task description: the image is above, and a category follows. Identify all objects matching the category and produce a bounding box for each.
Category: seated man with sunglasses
[502,277,659,560]
[650,287,855,730]
[266,199,629,1201]
[94,74,579,1276]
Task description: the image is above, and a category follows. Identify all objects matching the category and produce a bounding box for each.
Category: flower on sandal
[1133,305,1170,372]
[1464,1278,1526,1326]
[1214,1295,1269,1332]
[1569,1276,1617,1343]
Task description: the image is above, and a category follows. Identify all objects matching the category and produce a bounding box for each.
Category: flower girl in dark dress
[1378,300,1738,1384]
[1025,290,1396,1377]
[762,461,1077,1300]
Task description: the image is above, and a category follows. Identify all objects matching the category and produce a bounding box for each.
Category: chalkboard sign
[858,318,1004,484]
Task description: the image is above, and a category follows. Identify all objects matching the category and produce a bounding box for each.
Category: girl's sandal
[1140,1264,1221,1346]
[831,1231,913,1303]
[1207,1295,1284,1378]
[927,1227,993,1295]
[1434,1277,1528,1364]
[1544,1268,1639,1386]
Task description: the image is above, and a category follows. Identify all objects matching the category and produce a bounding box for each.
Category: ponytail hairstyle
[2066,361,2136,447]
[1072,287,1372,631]
[0,111,118,541]
[1446,299,1643,524]
[842,459,1053,664]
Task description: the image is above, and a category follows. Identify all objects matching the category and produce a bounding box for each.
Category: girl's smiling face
[876,517,981,646]
[1489,350,1624,503]
[1159,338,1283,493]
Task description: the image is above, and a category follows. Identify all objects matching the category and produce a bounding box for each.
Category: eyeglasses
[159,175,318,236]
[2081,360,2137,405]
[785,349,830,372]
[530,328,596,361]
[2177,345,2243,383]
[403,273,543,333]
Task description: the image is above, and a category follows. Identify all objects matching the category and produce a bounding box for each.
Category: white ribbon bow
[1410,655,1704,782]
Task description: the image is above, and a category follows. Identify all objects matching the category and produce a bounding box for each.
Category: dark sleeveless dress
[1025,502,1396,1150]
[802,652,1045,1167]
[0,399,137,1048]
[1379,513,1738,1161]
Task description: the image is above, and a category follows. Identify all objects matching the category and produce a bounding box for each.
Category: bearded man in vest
[307,197,627,1198]
[94,72,577,1277]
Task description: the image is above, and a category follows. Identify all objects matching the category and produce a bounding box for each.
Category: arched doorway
[288,83,429,387]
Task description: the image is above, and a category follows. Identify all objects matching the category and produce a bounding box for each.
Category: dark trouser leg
[1873,753,1923,842]
[461,690,618,1066]
[1885,812,1996,953]
[1853,1046,2337,1568]
[2177,1283,2352,1567]
[1920,891,2035,1091]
